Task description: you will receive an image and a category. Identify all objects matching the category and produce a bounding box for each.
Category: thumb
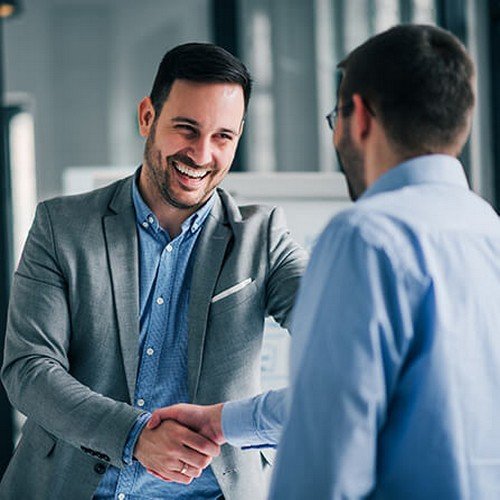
[147,406,178,429]
[146,413,161,429]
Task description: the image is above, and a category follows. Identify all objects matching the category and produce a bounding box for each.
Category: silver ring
[180,462,188,475]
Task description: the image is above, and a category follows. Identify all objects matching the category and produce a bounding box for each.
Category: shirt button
[137,399,145,407]
[146,347,154,356]
[148,216,154,224]
[142,221,149,228]
[118,494,126,500]
[156,297,164,305]
[166,244,173,252]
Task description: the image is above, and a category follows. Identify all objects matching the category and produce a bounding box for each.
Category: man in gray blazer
[0,43,307,499]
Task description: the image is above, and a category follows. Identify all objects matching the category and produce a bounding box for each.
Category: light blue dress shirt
[94,171,221,499]
[224,155,500,498]
[268,155,500,499]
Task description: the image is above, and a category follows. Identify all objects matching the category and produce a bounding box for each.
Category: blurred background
[0,0,498,478]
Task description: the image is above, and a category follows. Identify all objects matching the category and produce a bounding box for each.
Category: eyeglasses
[326,101,354,131]
[325,99,376,131]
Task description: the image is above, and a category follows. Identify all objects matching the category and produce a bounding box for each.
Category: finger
[177,461,203,479]
[146,468,171,482]
[160,470,194,485]
[177,445,214,471]
[147,466,197,483]
[180,426,220,457]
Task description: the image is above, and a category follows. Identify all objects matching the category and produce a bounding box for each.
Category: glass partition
[239,0,436,173]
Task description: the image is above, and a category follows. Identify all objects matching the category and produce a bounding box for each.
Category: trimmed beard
[335,122,366,201]
[143,121,207,211]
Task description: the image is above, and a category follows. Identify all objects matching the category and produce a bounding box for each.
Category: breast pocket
[209,278,259,317]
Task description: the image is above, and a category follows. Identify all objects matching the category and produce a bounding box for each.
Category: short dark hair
[337,24,475,155]
[150,42,252,116]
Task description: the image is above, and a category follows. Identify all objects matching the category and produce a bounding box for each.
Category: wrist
[126,412,151,465]
[132,430,144,462]
[209,403,225,444]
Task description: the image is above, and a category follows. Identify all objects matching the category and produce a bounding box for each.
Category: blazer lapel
[188,192,232,401]
[103,176,140,402]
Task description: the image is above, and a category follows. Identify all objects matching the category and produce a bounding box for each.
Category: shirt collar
[360,154,469,201]
[132,166,215,237]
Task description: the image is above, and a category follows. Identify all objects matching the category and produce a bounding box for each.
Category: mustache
[168,153,210,170]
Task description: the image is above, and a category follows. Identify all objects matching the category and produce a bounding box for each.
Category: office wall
[4,0,212,200]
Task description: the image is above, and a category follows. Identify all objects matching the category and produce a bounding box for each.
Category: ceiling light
[0,1,20,19]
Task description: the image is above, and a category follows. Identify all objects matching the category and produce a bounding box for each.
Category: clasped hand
[134,413,221,484]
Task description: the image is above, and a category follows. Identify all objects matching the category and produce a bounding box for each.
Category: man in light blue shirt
[150,25,500,499]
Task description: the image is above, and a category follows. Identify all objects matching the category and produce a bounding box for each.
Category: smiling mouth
[172,160,210,180]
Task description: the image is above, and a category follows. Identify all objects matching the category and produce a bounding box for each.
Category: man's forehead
[159,80,245,126]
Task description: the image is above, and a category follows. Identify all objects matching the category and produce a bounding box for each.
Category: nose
[188,135,214,167]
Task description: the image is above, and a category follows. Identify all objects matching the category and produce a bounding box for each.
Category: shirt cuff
[221,389,287,449]
[222,397,261,448]
[122,412,151,465]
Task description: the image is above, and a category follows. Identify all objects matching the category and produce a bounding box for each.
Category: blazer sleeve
[265,206,309,330]
[1,202,142,468]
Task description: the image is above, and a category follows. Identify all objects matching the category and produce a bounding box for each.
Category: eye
[175,124,198,136]
[215,132,234,142]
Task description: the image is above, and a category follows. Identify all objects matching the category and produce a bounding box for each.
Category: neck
[364,127,406,190]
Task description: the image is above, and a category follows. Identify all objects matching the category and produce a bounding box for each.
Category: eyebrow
[172,116,198,126]
[171,116,239,136]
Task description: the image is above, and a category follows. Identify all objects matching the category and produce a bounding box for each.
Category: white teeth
[173,161,208,179]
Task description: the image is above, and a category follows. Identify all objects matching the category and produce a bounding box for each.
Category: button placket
[134,238,176,416]
[144,241,177,379]
[118,204,211,496]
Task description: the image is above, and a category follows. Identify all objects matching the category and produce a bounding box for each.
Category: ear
[138,97,156,137]
[350,93,373,145]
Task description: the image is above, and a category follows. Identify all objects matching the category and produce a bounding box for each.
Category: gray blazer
[0,175,308,500]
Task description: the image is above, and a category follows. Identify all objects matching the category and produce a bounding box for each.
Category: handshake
[133,403,225,484]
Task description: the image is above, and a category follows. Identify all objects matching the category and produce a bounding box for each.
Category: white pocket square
[211,278,253,303]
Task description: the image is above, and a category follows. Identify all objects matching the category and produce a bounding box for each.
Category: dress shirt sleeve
[221,388,288,448]
[122,412,152,465]
[269,212,423,499]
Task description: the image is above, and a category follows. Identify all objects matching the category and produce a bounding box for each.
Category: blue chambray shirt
[94,170,221,499]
